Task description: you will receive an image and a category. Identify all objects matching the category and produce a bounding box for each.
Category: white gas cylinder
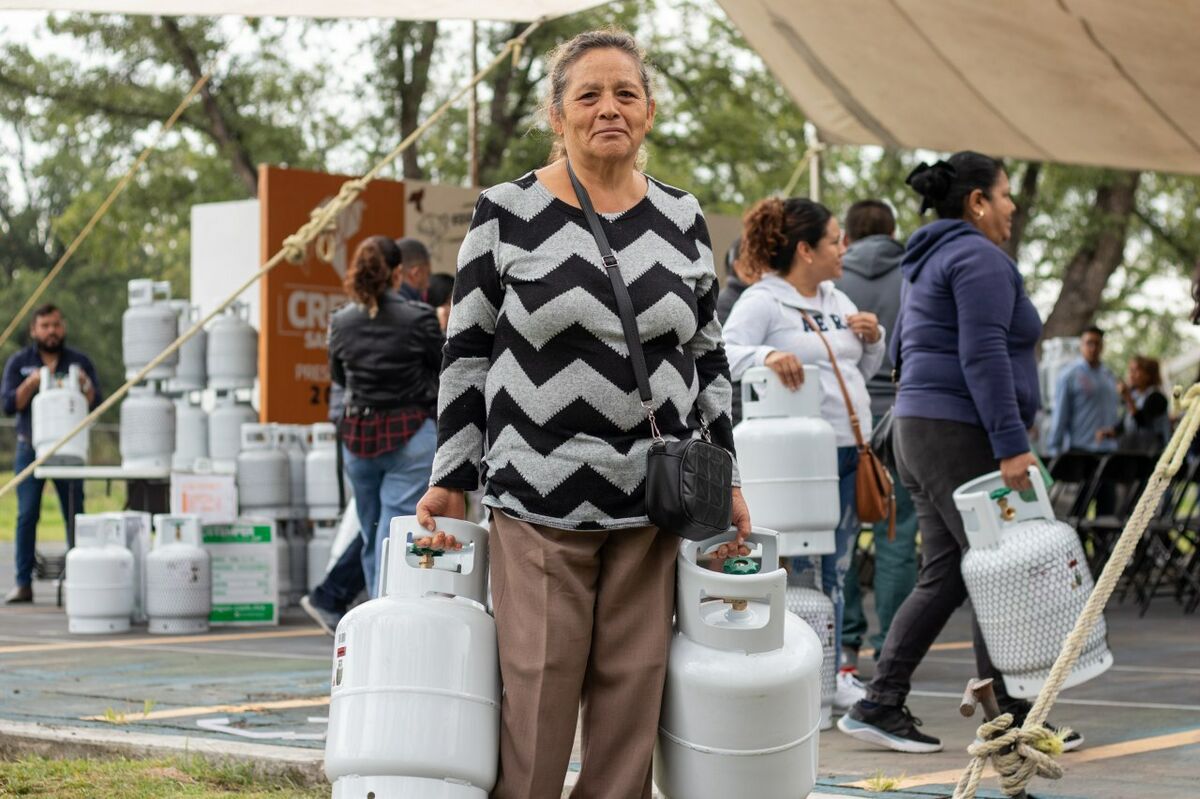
[655,529,823,799]
[734,367,839,556]
[272,424,307,514]
[208,395,256,472]
[325,516,499,799]
[285,519,308,606]
[104,511,152,624]
[237,423,290,515]
[122,279,178,380]
[305,422,340,520]
[65,514,135,634]
[172,397,209,471]
[146,514,211,634]
[120,386,175,470]
[31,365,90,465]
[207,301,257,390]
[166,301,207,393]
[955,466,1114,698]
[308,520,337,590]
[786,569,836,730]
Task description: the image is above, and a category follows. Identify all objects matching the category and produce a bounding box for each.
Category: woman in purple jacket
[839,151,1081,754]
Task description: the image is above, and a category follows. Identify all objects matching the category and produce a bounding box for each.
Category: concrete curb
[0,718,327,786]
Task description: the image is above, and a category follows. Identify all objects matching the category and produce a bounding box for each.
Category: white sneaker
[834,670,867,712]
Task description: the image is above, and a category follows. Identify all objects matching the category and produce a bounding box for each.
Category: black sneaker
[998,698,1084,752]
[837,702,943,753]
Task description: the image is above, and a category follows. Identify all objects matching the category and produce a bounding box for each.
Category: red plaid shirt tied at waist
[339,406,429,459]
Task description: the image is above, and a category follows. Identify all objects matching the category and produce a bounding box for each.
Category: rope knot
[954,715,1066,799]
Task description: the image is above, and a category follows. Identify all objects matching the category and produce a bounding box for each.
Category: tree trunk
[1042,171,1141,338]
[391,21,439,181]
[1003,161,1040,261]
[159,17,258,196]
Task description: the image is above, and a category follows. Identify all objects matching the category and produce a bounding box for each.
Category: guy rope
[952,383,1200,798]
[0,17,544,503]
[0,70,212,351]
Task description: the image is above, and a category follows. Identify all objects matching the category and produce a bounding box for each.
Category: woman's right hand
[416,486,467,532]
[999,451,1038,491]
[764,350,805,391]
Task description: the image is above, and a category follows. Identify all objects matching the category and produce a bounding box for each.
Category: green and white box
[202,519,278,626]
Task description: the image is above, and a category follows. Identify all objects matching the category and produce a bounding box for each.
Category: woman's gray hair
[542,27,655,165]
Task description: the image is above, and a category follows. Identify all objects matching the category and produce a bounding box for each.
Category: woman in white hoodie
[724,196,885,713]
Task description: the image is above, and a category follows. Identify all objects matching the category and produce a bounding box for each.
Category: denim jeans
[13,438,84,587]
[842,455,919,657]
[793,445,859,671]
[342,418,436,598]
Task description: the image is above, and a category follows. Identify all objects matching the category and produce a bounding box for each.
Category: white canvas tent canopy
[3,0,1199,174]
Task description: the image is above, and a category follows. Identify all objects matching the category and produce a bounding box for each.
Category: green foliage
[1,0,1198,386]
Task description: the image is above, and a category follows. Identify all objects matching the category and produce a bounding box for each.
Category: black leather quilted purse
[567,162,733,540]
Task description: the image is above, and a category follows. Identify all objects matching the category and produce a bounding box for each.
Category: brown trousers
[489,510,678,799]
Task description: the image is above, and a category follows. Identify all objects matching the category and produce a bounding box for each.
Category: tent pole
[469,21,480,187]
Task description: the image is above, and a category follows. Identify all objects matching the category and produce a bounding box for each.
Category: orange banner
[258,165,405,424]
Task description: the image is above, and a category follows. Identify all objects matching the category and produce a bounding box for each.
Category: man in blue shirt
[1,304,102,603]
[1047,326,1119,456]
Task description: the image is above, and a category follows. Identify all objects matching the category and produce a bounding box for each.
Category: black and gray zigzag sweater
[430,171,737,530]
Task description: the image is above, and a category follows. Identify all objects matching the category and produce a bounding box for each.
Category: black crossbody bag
[566,161,733,540]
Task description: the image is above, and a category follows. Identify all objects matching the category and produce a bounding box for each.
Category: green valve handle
[409,546,444,558]
[989,487,1013,500]
[723,557,760,575]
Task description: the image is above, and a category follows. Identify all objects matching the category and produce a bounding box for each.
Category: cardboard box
[171,472,238,523]
[202,519,278,626]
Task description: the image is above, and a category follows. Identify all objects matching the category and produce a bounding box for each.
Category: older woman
[839,152,1080,754]
[723,197,885,723]
[416,29,749,799]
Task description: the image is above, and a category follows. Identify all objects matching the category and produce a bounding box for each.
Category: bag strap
[797,308,868,450]
[565,160,663,441]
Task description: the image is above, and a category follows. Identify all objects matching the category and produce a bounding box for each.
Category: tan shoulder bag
[798,310,896,539]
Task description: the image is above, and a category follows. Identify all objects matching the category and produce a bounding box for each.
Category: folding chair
[1119,457,1199,614]
[1076,452,1156,575]
[1047,451,1104,528]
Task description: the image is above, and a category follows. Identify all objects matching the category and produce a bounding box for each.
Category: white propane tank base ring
[1003,649,1114,700]
[148,617,209,635]
[777,530,835,557]
[331,774,488,799]
[68,617,131,635]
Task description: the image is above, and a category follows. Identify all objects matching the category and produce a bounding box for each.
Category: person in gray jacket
[834,200,919,672]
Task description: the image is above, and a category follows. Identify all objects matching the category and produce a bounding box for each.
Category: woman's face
[795,217,846,282]
[553,48,655,166]
[970,170,1016,245]
[1128,360,1146,389]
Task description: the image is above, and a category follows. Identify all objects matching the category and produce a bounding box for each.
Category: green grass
[0,481,127,543]
[0,755,328,798]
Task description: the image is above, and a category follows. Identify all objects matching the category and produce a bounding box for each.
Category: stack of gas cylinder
[115,280,260,474]
[954,466,1114,697]
[64,512,210,637]
[734,366,841,728]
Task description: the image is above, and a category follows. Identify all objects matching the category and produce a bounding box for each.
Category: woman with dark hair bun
[839,151,1081,754]
[724,195,885,725]
[326,234,444,598]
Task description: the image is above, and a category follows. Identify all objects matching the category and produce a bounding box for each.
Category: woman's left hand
[847,312,881,343]
[706,487,752,569]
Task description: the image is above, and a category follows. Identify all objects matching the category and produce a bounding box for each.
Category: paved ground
[1,541,1197,798]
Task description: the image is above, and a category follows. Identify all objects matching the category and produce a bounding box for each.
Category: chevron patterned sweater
[430,171,737,530]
